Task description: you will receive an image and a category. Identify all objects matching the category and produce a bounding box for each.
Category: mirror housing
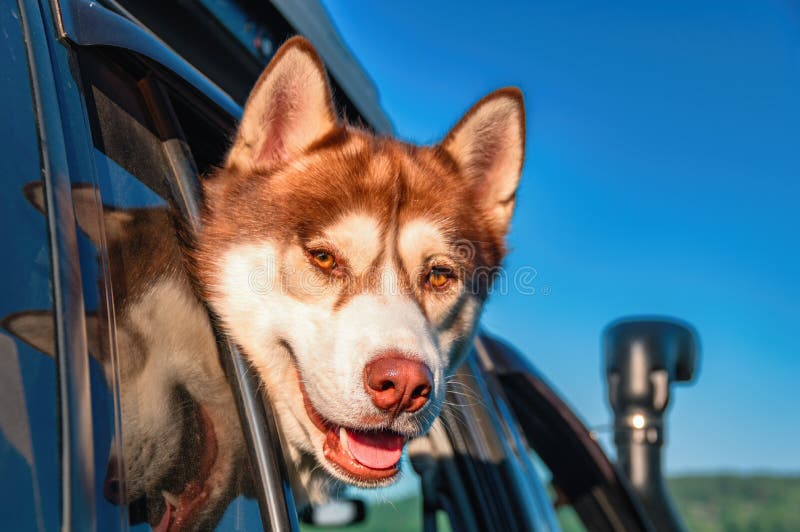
[604,317,700,532]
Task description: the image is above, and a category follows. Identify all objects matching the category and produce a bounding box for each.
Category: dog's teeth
[162,490,180,508]
[339,427,348,449]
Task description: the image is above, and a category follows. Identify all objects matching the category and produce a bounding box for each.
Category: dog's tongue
[153,499,173,532]
[344,429,404,470]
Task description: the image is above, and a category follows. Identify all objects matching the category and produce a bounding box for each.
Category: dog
[192,36,525,492]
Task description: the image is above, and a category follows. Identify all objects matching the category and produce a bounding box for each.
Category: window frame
[55,9,301,531]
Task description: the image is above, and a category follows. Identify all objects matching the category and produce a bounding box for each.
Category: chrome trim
[217,339,300,532]
[20,0,96,528]
[54,0,242,120]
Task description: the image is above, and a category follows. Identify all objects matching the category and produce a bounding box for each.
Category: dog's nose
[364,354,433,414]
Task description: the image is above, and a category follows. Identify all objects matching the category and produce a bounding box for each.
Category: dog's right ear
[225,36,337,171]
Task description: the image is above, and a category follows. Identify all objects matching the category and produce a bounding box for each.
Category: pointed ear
[22,181,48,217]
[23,181,131,247]
[2,311,56,357]
[69,185,132,246]
[2,311,103,362]
[441,88,525,236]
[226,36,337,170]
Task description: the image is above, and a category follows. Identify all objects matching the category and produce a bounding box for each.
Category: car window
[73,45,438,531]
[75,47,263,531]
[0,4,60,531]
[75,44,451,531]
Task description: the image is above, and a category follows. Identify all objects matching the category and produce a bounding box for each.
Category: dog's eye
[311,250,336,270]
[427,267,452,290]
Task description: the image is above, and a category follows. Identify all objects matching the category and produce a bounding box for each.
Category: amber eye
[428,267,451,289]
[311,251,336,270]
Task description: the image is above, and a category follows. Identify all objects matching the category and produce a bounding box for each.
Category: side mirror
[605,318,699,417]
[604,317,700,532]
[298,499,366,527]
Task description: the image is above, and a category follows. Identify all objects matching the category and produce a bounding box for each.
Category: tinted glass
[0,4,59,531]
[76,49,262,530]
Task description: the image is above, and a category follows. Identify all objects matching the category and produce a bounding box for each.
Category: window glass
[76,45,440,531]
[0,4,59,531]
[77,49,262,530]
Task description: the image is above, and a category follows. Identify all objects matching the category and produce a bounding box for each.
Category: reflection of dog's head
[3,184,245,530]
[195,37,525,488]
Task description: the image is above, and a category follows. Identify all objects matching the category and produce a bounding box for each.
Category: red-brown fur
[191,35,525,494]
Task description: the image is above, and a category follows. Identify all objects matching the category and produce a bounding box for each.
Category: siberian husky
[193,36,525,492]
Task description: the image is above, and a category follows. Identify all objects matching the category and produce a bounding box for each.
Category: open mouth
[299,379,405,482]
[152,405,219,532]
[323,425,404,481]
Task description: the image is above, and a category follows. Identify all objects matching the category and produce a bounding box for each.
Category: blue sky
[321,0,800,474]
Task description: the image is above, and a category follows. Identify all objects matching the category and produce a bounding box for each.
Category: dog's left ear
[441,88,525,236]
[226,36,337,171]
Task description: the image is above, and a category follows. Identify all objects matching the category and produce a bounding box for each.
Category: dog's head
[195,37,524,488]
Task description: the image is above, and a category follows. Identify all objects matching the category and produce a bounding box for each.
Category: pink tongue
[344,429,404,470]
[153,498,173,532]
